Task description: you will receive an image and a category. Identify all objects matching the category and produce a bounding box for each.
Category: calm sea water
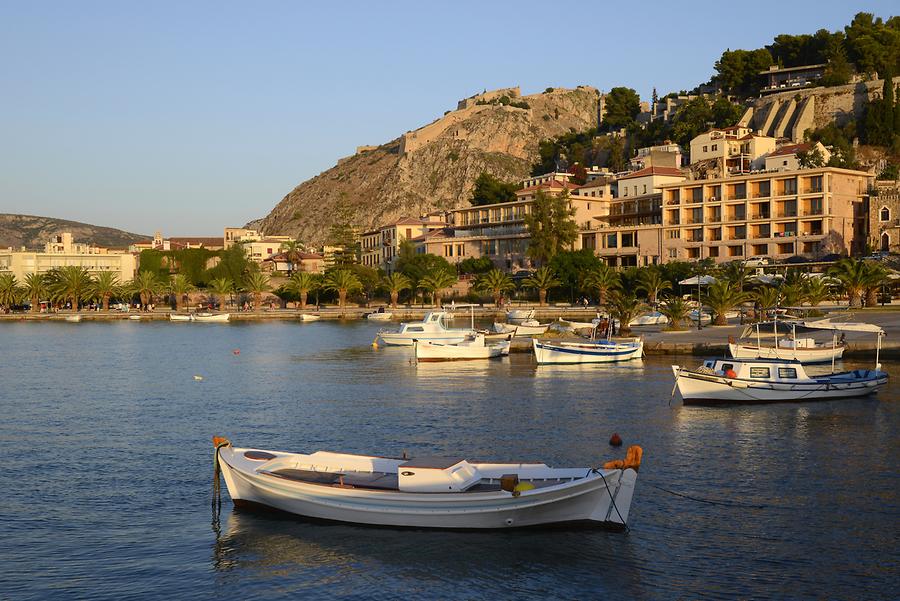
[0,320,897,600]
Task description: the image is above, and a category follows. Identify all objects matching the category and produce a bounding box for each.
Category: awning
[679,275,717,286]
[801,318,885,334]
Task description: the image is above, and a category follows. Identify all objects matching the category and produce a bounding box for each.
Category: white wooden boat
[366,310,393,321]
[729,318,842,364]
[128,315,142,321]
[214,438,642,529]
[169,313,193,322]
[672,358,888,405]
[64,315,82,322]
[298,314,321,322]
[628,311,668,327]
[493,319,549,336]
[506,308,535,323]
[415,333,511,361]
[533,338,644,365]
[195,312,230,322]
[377,311,475,346]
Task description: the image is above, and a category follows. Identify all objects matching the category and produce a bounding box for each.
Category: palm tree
[703,280,748,326]
[285,272,320,309]
[243,272,271,310]
[0,273,19,310]
[521,266,561,306]
[324,269,363,308]
[22,273,48,313]
[754,286,780,316]
[605,291,645,336]
[719,261,751,289]
[474,269,515,307]
[862,262,889,307]
[418,270,458,308]
[207,277,234,309]
[802,277,831,307]
[636,267,672,305]
[828,258,868,308]
[51,266,94,312]
[381,272,412,308]
[781,282,805,308]
[132,270,162,308]
[658,295,691,331]
[584,264,619,306]
[168,274,195,311]
[91,272,121,311]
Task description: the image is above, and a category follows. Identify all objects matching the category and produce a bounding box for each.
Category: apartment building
[659,167,870,263]
[0,232,138,281]
[581,166,685,267]
[690,126,777,173]
[361,215,448,271]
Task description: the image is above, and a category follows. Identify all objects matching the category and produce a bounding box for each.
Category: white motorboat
[671,358,888,405]
[415,333,511,361]
[493,319,549,336]
[366,310,393,321]
[628,311,668,327]
[533,338,644,365]
[169,313,193,322]
[555,317,596,330]
[506,308,535,323]
[689,309,713,325]
[64,315,82,322]
[128,315,142,321]
[213,437,642,529]
[195,312,230,323]
[729,320,846,364]
[298,313,321,322]
[376,311,475,346]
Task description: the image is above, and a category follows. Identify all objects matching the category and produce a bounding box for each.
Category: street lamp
[697,264,703,331]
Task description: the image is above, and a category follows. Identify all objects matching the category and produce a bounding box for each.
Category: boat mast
[831,333,836,374]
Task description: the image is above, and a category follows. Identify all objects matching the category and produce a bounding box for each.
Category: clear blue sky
[1,1,895,236]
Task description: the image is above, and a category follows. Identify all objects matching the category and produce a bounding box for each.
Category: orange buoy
[609,433,623,447]
[233,349,240,355]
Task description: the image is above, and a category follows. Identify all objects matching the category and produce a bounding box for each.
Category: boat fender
[609,433,623,447]
[725,369,737,378]
[513,482,535,494]
[602,445,643,472]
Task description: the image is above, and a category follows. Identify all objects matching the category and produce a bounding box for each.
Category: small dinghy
[169,313,193,322]
[506,308,535,323]
[628,311,668,327]
[366,309,393,321]
[298,313,321,322]
[64,315,82,322]
[493,319,549,336]
[128,315,142,321]
[213,437,642,529]
[415,333,510,361]
[533,338,644,365]
[194,312,230,323]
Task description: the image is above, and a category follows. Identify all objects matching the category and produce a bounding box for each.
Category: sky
[1,1,897,236]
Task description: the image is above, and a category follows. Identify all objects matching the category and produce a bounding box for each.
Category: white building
[1,233,138,282]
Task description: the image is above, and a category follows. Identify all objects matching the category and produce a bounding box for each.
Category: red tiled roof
[768,143,811,157]
[618,166,684,180]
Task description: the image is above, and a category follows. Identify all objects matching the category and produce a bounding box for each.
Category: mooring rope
[592,468,630,533]
[642,480,788,510]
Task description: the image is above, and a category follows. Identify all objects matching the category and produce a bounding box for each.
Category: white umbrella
[679,275,717,286]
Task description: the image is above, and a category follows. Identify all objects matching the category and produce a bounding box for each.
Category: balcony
[776,211,798,218]
[751,213,771,220]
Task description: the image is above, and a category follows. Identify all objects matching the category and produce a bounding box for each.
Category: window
[665,229,681,239]
[711,144,718,151]
[880,207,891,222]
[703,145,708,152]
[457,244,465,256]
[444,245,453,257]
[668,248,677,258]
[406,228,412,239]
[643,185,647,194]
[750,367,770,378]
[722,363,734,373]
[778,367,797,379]
[407,326,424,332]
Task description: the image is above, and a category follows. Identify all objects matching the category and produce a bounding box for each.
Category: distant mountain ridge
[253,86,601,245]
[0,213,149,250]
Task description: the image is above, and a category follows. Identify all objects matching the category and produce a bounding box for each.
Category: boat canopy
[801,319,885,334]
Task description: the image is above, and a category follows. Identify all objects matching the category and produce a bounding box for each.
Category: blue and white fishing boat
[532,337,644,365]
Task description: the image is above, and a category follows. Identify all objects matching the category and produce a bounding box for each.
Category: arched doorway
[882,232,890,252]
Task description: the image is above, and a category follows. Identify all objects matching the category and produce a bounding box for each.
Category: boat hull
[194,313,230,322]
[367,313,393,321]
[217,447,637,529]
[533,339,644,364]
[378,332,473,346]
[415,340,509,361]
[672,366,887,404]
[729,343,844,364]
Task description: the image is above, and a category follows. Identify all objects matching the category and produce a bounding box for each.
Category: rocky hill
[253,87,600,244]
[0,214,148,250]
